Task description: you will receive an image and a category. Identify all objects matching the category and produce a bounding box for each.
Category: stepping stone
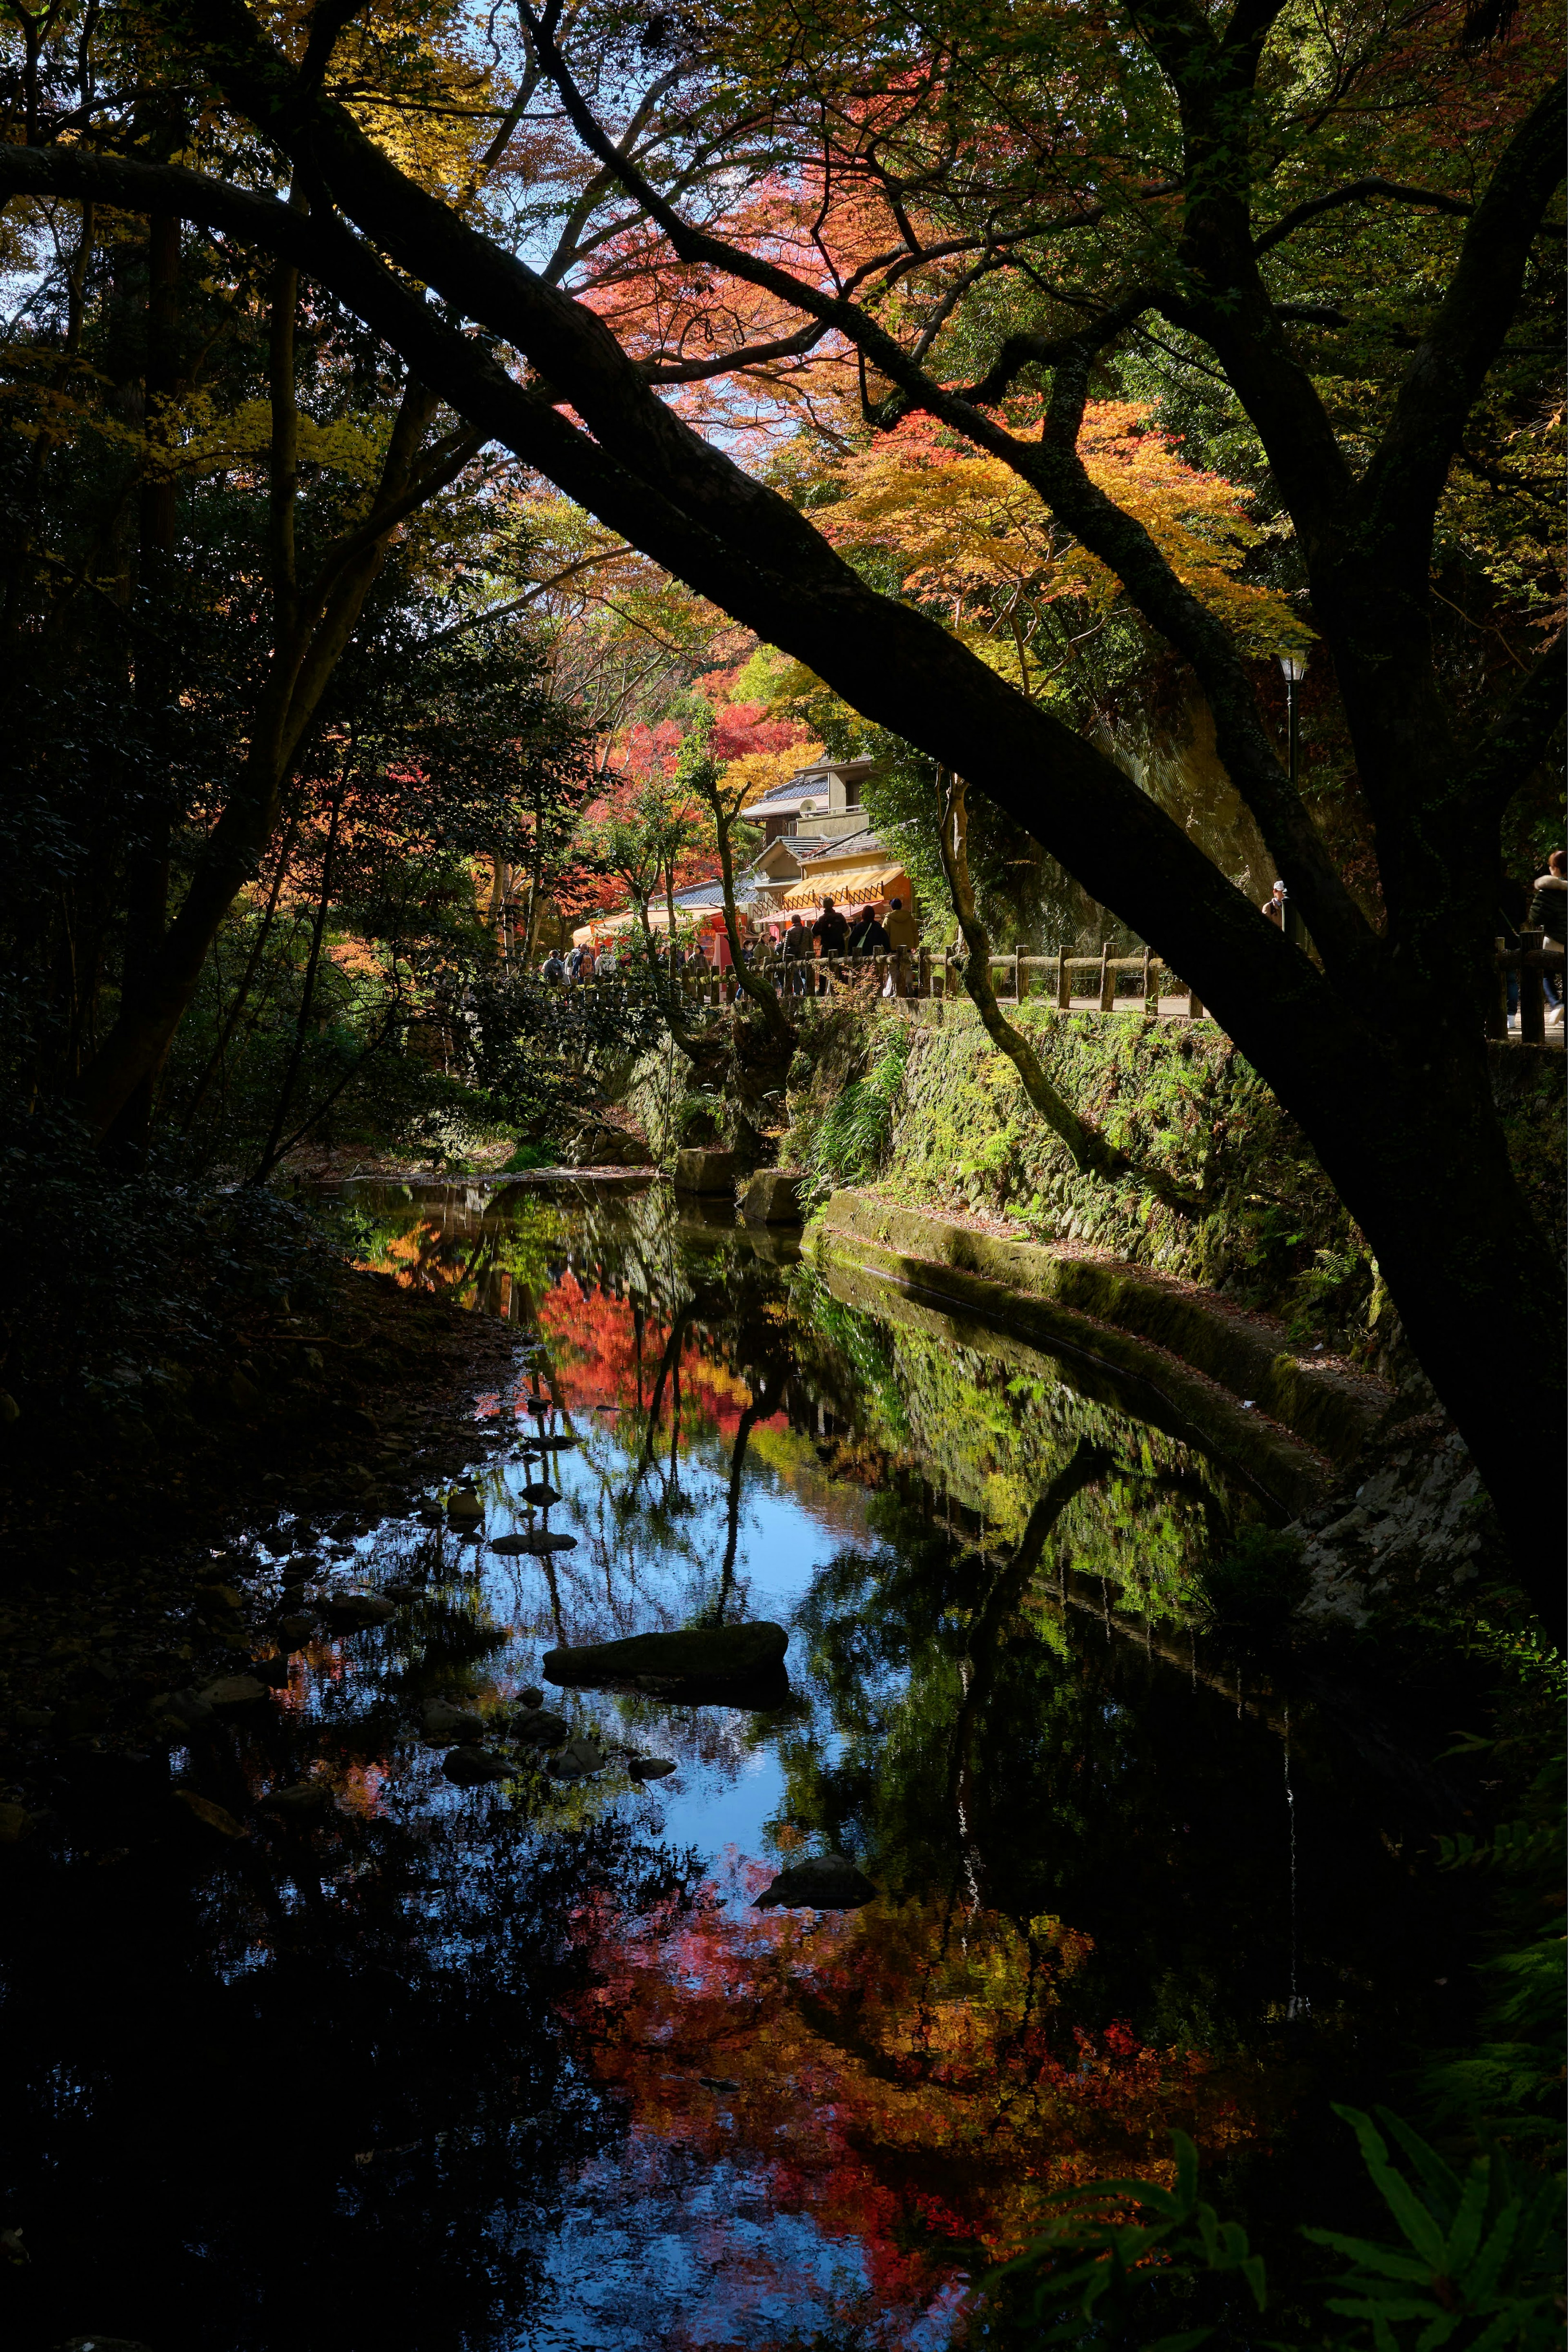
[543,1622,788,1705]
[627,1758,677,1781]
[753,1855,875,1911]
[489,1532,577,1554]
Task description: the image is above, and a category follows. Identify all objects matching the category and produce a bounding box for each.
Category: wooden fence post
[1098,945,1116,1012]
[1519,928,1546,1044]
[1056,949,1071,1010]
[1186,983,1204,1019]
[918,946,931,998]
[1013,943,1022,1002]
[1485,936,1508,1041]
[1140,945,1153,1016]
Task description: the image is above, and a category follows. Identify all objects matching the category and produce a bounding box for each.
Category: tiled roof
[798,826,883,862]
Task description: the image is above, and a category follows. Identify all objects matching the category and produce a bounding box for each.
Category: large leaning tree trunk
[0,16,1562,1632]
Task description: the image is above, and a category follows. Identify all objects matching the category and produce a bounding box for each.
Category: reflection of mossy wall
[788,1004,1565,1360]
[788,1269,1252,1620]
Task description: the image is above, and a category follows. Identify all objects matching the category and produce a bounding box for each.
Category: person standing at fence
[540,948,567,985]
[884,894,919,996]
[1527,850,1566,1022]
[847,904,888,956]
[1261,879,1287,926]
[782,913,813,994]
[813,894,849,994]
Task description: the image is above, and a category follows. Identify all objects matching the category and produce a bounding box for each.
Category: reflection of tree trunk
[714,1363,786,1622]
[638,1310,693,1473]
[946,1442,1111,1887]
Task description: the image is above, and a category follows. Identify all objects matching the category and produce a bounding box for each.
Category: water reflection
[2,1183,1461,2352]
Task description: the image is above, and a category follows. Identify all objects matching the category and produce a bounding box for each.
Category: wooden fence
[1486,928,1566,1046]
[553,942,1205,1018]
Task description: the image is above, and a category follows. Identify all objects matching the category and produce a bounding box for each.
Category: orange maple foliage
[820,402,1303,660]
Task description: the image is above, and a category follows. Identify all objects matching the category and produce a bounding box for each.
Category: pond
[2,1181,1467,2352]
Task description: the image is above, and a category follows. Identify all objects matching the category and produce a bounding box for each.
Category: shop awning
[780,864,904,911]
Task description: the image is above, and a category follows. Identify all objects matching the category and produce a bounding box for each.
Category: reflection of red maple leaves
[559,1857,1269,2341]
[537,1274,768,1442]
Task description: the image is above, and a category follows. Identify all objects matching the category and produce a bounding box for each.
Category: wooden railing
[555,942,1206,1017]
[1486,928,1566,1047]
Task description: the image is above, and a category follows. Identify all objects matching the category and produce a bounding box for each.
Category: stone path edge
[811,1191,1390,1512]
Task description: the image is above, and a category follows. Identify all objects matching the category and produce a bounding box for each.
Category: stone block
[740,1170,805,1226]
[672,1147,744,1194]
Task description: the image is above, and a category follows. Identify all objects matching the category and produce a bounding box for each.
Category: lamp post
[1278,650,1308,793]
[1277,651,1310,951]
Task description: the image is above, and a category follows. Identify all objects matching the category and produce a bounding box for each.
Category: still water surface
[4,1182,1459,2352]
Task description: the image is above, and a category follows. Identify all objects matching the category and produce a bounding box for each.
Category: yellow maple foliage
[821,401,1306,688]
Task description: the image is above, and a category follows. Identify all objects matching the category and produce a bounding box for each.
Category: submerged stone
[423,1700,485,1743]
[753,1855,875,1911]
[519,1482,560,1506]
[627,1758,677,1781]
[489,1532,577,1554]
[318,1594,396,1632]
[198,1675,269,1710]
[547,1735,606,1781]
[513,1710,570,1748]
[259,1780,333,1818]
[442,1747,511,1786]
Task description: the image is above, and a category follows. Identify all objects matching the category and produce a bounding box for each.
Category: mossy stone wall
[787,1001,1565,1362]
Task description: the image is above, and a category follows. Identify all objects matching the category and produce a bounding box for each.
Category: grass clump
[1194,1524,1312,1641]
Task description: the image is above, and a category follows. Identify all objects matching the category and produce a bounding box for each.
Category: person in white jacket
[1526,851,1566,1023]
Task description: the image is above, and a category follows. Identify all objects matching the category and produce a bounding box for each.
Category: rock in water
[520,1482,560,1507]
[259,1780,333,1818]
[513,1710,570,1748]
[197,1675,270,1710]
[276,1614,318,1649]
[443,1748,511,1786]
[627,1758,677,1781]
[547,1735,606,1781]
[150,1686,217,1734]
[542,1621,788,1705]
[422,1700,485,1743]
[447,1486,483,1523]
[753,1855,875,1911]
[489,1532,577,1554]
[318,1594,396,1632]
[532,1433,578,1450]
[516,1687,544,1710]
[740,1170,805,1226]
[173,1790,248,1840]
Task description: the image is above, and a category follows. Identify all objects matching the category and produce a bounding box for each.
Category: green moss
[788,1004,1564,1363]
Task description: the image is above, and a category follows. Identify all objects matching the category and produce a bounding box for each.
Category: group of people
[536,888,923,997]
[777,892,920,994]
[538,941,611,985]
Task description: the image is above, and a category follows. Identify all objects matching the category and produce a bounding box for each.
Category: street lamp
[1277,652,1311,952]
[1278,650,1308,793]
